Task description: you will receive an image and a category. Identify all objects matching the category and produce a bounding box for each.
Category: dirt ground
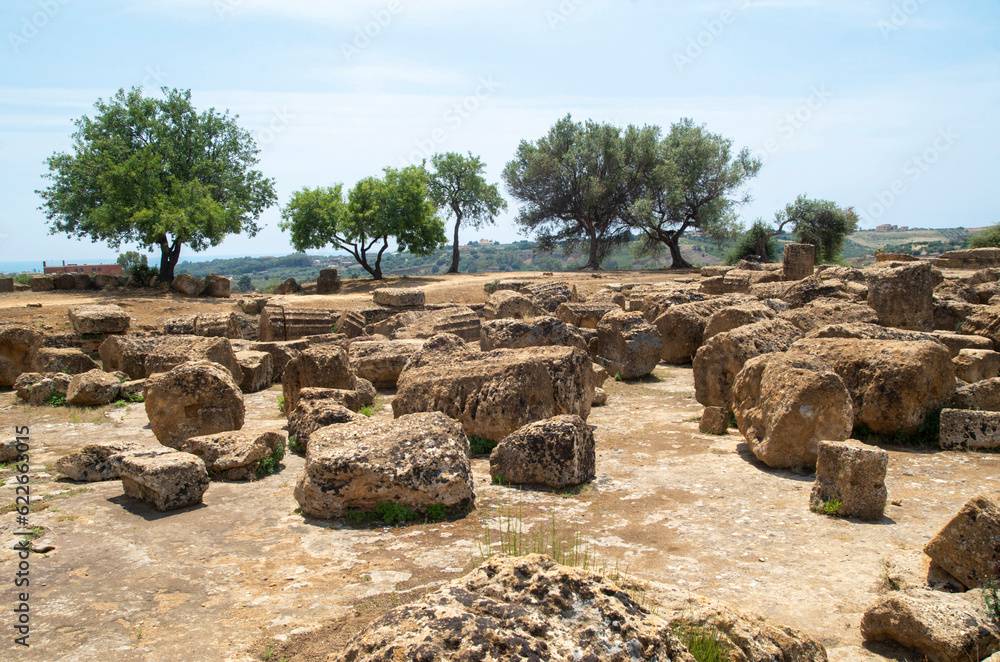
[1,272,996,662]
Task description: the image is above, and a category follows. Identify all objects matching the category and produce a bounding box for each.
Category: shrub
[725,219,777,264]
[254,439,285,479]
[468,435,498,456]
[970,224,1000,249]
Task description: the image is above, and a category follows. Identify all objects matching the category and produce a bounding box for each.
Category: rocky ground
[2,271,998,661]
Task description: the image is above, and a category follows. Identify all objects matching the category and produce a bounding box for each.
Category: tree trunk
[158,238,182,282]
[448,217,461,274]
[666,233,692,269]
[584,233,601,270]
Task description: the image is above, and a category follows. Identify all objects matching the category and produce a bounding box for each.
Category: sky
[0,0,997,267]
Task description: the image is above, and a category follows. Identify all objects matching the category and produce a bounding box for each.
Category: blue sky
[1,0,997,265]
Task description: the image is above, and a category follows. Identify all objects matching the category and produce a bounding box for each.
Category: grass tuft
[675,623,730,662]
[254,439,286,479]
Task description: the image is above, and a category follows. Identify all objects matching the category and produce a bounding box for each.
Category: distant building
[875,224,897,232]
[478,239,497,245]
[43,261,122,276]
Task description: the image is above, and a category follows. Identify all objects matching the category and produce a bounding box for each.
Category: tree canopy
[503,114,656,270]
[770,195,860,263]
[280,166,445,279]
[427,152,507,274]
[37,87,277,282]
[628,118,761,268]
[969,223,1000,249]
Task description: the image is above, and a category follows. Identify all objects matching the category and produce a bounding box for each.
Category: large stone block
[483,290,539,321]
[316,268,341,294]
[171,273,205,297]
[693,319,803,408]
[733,352,853,470]
[29,276,54,292]
[939,409,1000,450]
[182,430,284,481]
[790,338,956,436]
[294,412,473,518]
[596,310,662,380]
[235,350,273,393]
[29,347,99,375]
[259,305,334,342]
[204,273,230,298]
[479,316,589,353]
[0,325,44,387]
[56,441,142,481]
[866,261,938,331]
[372,287,425,308]
[393,346,593,442]
[810,440,888,520]
[114,448,210,511]
[489,415,595,489]
[782,243,816,281]
[144,360,245,448]
[925,492,1000,589]
[555,302,619,329]
[348,339,423,389]
[163,312,242,339]
[281,345,356,415]
[66,369,121,406]
[953,349,1000,383]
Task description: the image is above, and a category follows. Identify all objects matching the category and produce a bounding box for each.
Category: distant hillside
[172,226,976,290]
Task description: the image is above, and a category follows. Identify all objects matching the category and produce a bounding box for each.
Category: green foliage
[360,404,375,417]
[346,501,419,526]
[235,275,254,293]
[725,219,778,264]
[280,166,446,280]
[468,435,498,456]
[277,394,285,414]
[984,579,1000,625]
[47,392,66,407]
[254,439,285,479]
[629,118,760,268]
[777,195,860,264]
[969,223,1000,249]
[822,499,843,516]
[675,624,730,662]
[503,114,655,269]
[117,251,157,283]
[428,152,508,273]
[12,274,31,285]
[125,392,144,403]
[484,278,501,294]
[614,372,623,382]
[38,87,277,281]
[287,435,304,454]
[424,503,448,522]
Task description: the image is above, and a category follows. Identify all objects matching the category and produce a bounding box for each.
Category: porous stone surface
[950,378,1000,411]
[113,448,211,511]
[287,397,364,450]
[596,310,663,380]
[144,360,245,448]
[479,316,589,353]
[272,277,300,295]
[939,409,1000,450]
[694,319,803,409]
[790,338,956,436]
[372,287,425,308]
[66,369,122,406]
[924,492,1000,589]
[68,304,131,335]
[780,275,854,309]
[259,305,334,342]
[0,277,12,293]
[294,412,473,518]
[653,296,748,364]
[0,324,44,386]
[237,296,271,315]
[700,406,730,435]
[732,352,853,470]
[316,268,341,294]
[388,306,481,343]
[393,346,593,441]
[783,242,816,281]
[960,305,1000,347]
[704,302,779,341]
[482,290,539,320]
[953,349,1000,383]
[555,302,620,329]
[29,347,100,375]
[15,372,71,406]
[810,440,888,521]
[29,276,54,292]
[235,350,273,393]
[522,281,573,312]
[861,589,1000,662]
[489,415,595,489]
[203,274,231,298]
[592,386,607,406]
[804,322,941,343]
[182,430,284,481]
[930,331,995,357]
[332,554,697,662]
[778,299,879,334]
[100,335,243,382]
[866,262,939,331]
[348,339,424,388]
[281,345,356,415]
[56,441,143,481]
[163,312,242,339]
[248,338,310,381]
[0,439,19,463]
[171,273,205,297]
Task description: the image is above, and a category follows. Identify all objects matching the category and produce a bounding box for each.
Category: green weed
[852,409,942,449]
[614,372,623,382]
[346,501,419,526]
[277,394,285,414]
[468,435,498,456]
[484,278,501,294]
[360,404,375,417]
[254,440,286,479]
[984,579,1000,626]
[288,435,304,454]
[424,503,448,522]
[47,392,66,407]
[675,623,730,662]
